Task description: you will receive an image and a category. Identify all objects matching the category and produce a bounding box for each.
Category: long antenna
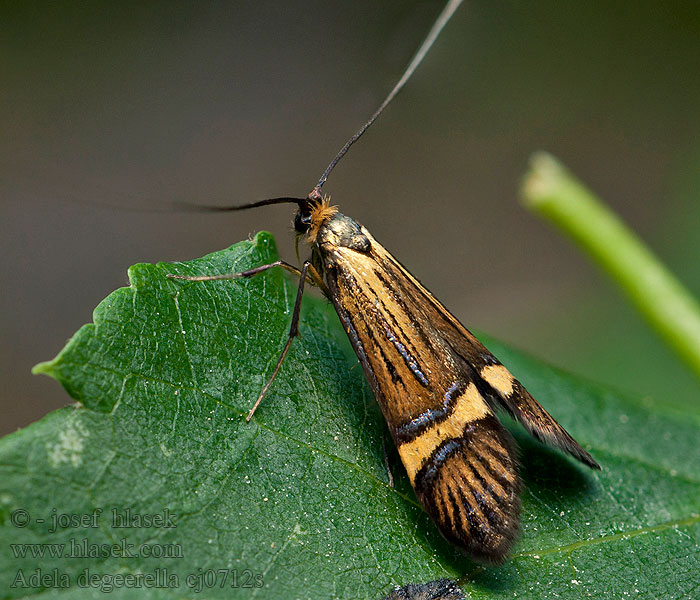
[172,197,304,212]
[312,0,464,195]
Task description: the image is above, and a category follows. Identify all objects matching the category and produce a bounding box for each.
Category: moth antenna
[172,197,305,212]
[312,0,464,196]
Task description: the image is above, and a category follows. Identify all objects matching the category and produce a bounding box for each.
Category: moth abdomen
[412,415,521,563]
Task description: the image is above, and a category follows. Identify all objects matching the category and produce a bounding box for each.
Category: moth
[168,0,600,563]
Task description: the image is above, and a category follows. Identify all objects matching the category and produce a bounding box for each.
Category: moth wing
[321,235,524,561]
[375,240,600,471]
[320,223,597,562]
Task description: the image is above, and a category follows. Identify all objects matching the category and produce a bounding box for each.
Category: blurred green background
[2,1,700,435]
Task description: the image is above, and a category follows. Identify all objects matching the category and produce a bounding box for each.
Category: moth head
[294,189,338,246]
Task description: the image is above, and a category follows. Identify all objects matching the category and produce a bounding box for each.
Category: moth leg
[167,259,324,289]
[168,259,326,421]
[167,259,328,294]
[299,262,327,294]
[245,261,311,422]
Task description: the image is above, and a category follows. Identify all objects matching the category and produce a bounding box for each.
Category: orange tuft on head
[306,196,338,244]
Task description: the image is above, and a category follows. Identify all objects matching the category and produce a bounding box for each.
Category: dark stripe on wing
[394,380,468,444]
[382,322,430,387]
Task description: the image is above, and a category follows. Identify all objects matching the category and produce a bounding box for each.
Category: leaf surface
[2,232,698,599]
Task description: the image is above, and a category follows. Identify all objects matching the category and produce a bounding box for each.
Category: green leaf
[2,232,699,599]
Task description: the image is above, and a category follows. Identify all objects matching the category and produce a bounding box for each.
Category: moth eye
[294,211,312,233]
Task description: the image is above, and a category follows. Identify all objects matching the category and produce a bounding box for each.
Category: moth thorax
[316,213,371,253]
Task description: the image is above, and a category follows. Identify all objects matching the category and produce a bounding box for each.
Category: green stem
[521,151,700,382]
